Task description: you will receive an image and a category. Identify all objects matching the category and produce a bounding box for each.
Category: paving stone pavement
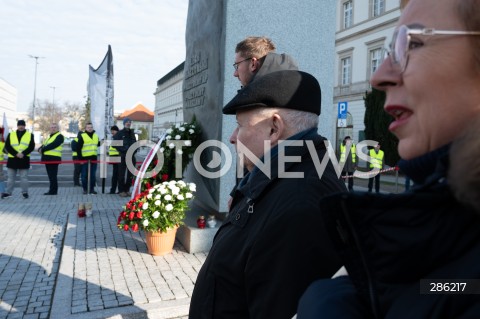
[0,187,206,319]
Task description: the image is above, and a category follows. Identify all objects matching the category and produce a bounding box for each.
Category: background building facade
[0,78,18,130]
[153,62,185,139]
[116,103,154,140]
[334,0,400,148]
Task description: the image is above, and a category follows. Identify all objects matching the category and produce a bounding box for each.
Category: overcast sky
[0,0,188,114]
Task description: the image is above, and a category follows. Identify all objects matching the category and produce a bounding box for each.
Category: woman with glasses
[297,0,480,317]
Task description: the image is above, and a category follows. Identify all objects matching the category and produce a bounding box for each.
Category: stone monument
[177,0,337,253]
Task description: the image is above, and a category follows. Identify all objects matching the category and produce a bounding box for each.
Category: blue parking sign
[338,102,348,119]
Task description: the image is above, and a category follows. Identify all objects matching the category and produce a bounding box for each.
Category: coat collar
[236,129,325,202]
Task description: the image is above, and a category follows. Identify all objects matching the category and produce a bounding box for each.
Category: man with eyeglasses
[233,36,298,88]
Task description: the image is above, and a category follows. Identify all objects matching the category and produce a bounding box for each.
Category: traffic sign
[337,119,347,127]
[338,102,348,119]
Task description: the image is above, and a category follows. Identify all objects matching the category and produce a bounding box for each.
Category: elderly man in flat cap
[113,117,137,197]
[190,70,346,319]
[2,120,35,199]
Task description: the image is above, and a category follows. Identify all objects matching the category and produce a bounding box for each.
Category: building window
[343,1,353,29]
[369,48,383,78]
[341,57,351,85]
[372,0,385,17]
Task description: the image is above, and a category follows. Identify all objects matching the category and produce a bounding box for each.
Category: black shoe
[89,191,97,194]
[109,191,116,194]
[44,192,57,195]
[1,193,11,199]
[22,193,29,199]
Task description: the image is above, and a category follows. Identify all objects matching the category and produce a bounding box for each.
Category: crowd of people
[0,118,137,198]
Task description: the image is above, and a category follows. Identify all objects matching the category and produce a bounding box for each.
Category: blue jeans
[81,160,97,192]
[6,168,29,194]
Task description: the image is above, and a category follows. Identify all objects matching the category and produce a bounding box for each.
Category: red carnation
[129,212,135,220]
[136,211,143,219]
[123,224,129,231]
[121,211,127,218]
[132,223,139,232]
[162,174,169,181]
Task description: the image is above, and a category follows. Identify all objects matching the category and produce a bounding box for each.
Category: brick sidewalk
[0,188,206,319]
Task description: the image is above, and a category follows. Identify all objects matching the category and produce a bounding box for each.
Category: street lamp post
[50,86,57,105]
[28,55,45,132]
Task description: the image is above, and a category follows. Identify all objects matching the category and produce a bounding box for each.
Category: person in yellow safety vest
[71,137,81,186]
[340,136,356,191]
[1,120,35,199]
[0,127,5,193]
[38,123,64,195]
[108,125,120,194]
[368,142,384,193]
[76,122,100,194]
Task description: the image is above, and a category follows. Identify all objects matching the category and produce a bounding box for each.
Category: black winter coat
[298,147,480,318]
[113,128,137,156]
[5,130,35,169]
[190,133,346,319]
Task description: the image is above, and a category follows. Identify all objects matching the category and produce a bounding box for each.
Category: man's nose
[229,128,238,144]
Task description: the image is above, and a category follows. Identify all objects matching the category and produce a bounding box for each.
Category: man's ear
[269,113,285,144]
[250,57,260,72]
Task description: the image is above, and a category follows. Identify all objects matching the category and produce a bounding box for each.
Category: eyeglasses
[386,25,480,73]
[233,57,252,70]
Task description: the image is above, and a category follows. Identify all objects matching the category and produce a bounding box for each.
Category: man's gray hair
[278,109,319,133]
[256,107,319,134]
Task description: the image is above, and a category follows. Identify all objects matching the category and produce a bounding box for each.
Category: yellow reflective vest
[369,149,384,169]
[8,131,32,158]
[0,141,4,161]
[81,133,99,157]
[109,145,119,156]
[340,143,356,163]
[43,132,63,157]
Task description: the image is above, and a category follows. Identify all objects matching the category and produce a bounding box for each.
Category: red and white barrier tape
[341,166,399,179]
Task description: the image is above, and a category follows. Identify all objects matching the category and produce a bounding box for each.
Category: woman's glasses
[386,25,480,73]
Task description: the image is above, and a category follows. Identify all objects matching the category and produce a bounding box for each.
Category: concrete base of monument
[177,210,221,253]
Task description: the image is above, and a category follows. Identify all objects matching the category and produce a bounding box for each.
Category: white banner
[2,112,9,141]
[88,45,114,140]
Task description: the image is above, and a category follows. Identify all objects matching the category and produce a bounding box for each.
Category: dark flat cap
[17,120,26,126]
[223,70,321,115]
